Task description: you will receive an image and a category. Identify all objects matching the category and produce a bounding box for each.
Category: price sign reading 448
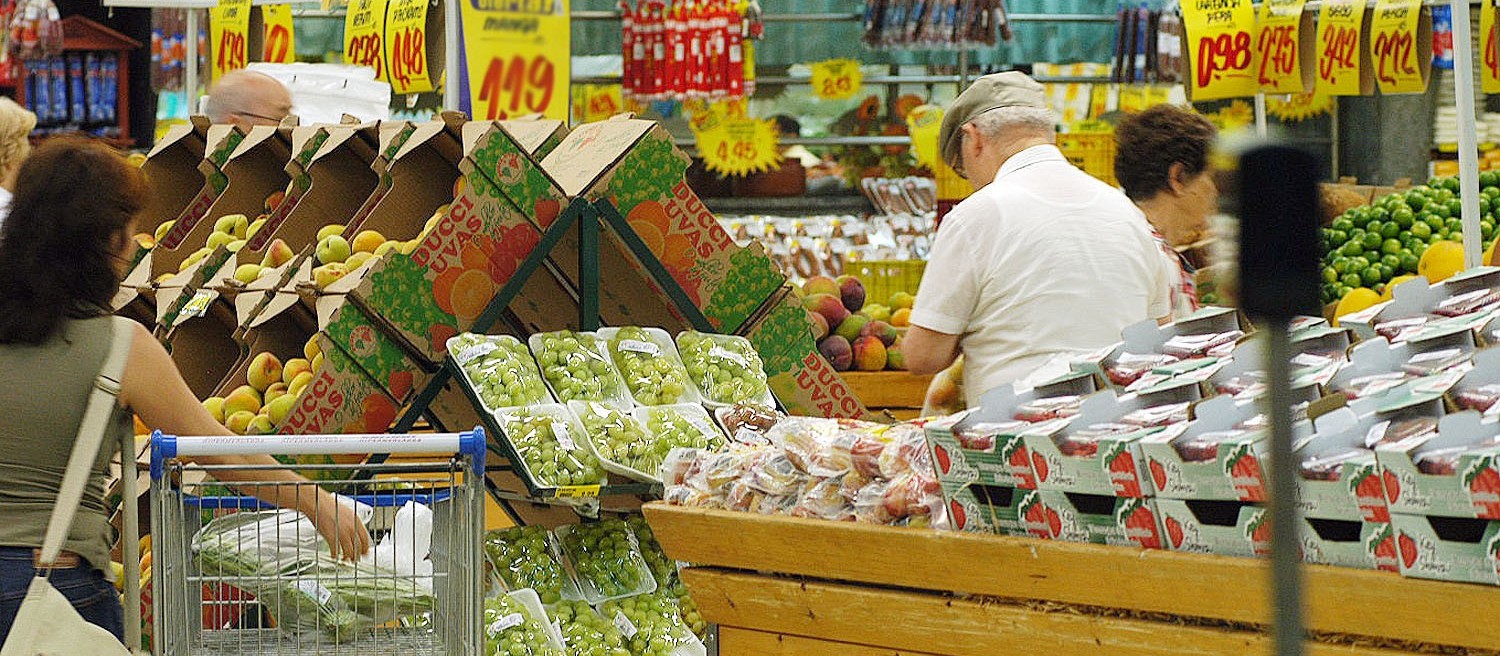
[1182,0,1259,100]
[384,0,433,93]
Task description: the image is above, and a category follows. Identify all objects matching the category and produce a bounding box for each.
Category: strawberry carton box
[740,285,873,419]
[1340,268,1500,343]
[1299,518,1400,572]
[1154,498,1269,557]
[1138,395,1275,503]
[1021,382,1201,498]
[1071,307,1243,391]
[1205,333,1346,400]
[941,483,1028,535]
[541,116,787,333]
[1388,512,1500,585]
[1444,345,1500,415]
[924,372,1098,491]
[1017,489,1165,549]
[1375,411,1500,520]
[1294,406,1396,522]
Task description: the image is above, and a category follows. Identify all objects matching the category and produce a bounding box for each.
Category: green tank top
[0,316,132,574]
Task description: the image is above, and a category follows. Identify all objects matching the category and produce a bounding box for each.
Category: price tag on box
[554,485,601,499]
[344,0,388,81]
[384,0,434,94]
[1182,0,1258,100]
[260,5,295,64]
[1256,0,1311,93]
[1315,0,1370,95]
[810,58,862,100]
[209,0,250,81]
[1370,0,1430,94]
[460,0,571,121]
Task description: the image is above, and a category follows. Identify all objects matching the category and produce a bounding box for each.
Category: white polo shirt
[911,145,1172,408]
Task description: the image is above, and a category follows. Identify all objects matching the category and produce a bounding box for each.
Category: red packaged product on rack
[1012,395,1083,423]
[1057,423,1138,457]
[1365,417,1440,448]
[1106,353,1179,387]
[1415,446,1473,476]
[1214,374,1265,397]
[1434,289,1500,317]
[1173,430,1253,462]
[1298,447,1369,481]
[1401,348,1471,377]
[1120,402,1191,428]
[1336,372,1409,400]
[955,420,1028,451]
[1161,331,1244,359]
[1374,317,1429,342]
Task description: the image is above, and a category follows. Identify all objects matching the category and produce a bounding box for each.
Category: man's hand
[310,492,372,561]
[903,325,962,375]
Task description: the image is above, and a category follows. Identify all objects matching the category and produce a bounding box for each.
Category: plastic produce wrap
[1013,395,1084,422]
[1161,331,1244,359]
[496,405,608,489]
[1215,374,1266,397]
[746,450,807,496]
[602,327,699,406]
[1434,289,1500,317]
[715,403,781,446]
[1107,354,1179,387]
[551,599,631,656]
[955,420,1027,451]
[1298,448,1368,481]
[572,400,656,482]
[1173,430,1253,463]
[1457,384,1500,413]
[791,474,857,521]
[1415,446,1472,475]
[1336,372,1409,400]
[1401,348,1471,377]
[598,593,705,656]
[676,331,772,406]
[1057,424,1140,457]
[448,333,552,411]
[530,331,632,411]
[1374,317,1430,343]
[482,590,565,656]
[625,517,677,587]
[555,520,657,604]
[192,510,433,644]
[876,423,931,478]
[775,417,863,477]
[482,526,578,605]
[1121,402,1191,428]
[1365,417,1440,448]
[633,405,728,477]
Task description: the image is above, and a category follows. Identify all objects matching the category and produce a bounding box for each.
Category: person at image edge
[902,72,1172,409]
[204,69,294,128]
[0,139,368,645]
[0,97,36,227]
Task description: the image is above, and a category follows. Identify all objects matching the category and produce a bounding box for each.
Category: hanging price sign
[1370,0,1429,94]
[810,59,862,100]
[692,107,780,177]
[1315,0,1367,95]
[905,104,943,170]
[1181,0,1258,100]
[574,84,624,122]
[260,5,295,63]
[209,0,251,81]
[1256,0,1309,93]
[344,0,388,81]
[460,0,571,121]
[1485,0,1500,93]
[384,0,433,93]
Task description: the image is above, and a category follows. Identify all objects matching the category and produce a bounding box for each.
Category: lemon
[1381,275,1418,301]
[1486,238,1499,267]
[1418,240,1466,283]
[1334,287,1382,326]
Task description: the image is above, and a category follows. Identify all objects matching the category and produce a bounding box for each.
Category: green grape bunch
[559,520,653,601]
[625,517,676,586]
[637,407,726,478]
[533,331,629,407]
[483,594,563,656]
[550,599,631,656]
[597,593,697,656]
[608,327,692,405]
[674,591,708,641]
[498,407,606,488]
[676,331,770,405]
[575,402,652,473]
[450,333,553,410]
[483,526,574,605]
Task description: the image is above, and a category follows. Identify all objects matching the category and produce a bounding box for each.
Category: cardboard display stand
[114,118,217,317]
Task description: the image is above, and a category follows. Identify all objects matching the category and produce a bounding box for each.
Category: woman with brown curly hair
[0,139,369,644]
[1115,104,1219,319]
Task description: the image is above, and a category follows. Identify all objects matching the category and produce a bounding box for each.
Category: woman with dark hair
[0,139,370,644]
[1115,104,1219,319]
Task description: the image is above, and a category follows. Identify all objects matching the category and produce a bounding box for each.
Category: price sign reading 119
[476,55,556,120]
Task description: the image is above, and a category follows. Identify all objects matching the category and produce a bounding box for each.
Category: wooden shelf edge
[718,627,945,656]
[684,568,1419,656]
[644,504,1500,651]
[838,371,932,409]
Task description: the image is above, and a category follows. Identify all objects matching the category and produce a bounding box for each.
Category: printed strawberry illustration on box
[1368,523,1401,572]
[1464,456,1500,519]
[1245,509,1272,556]
[999,435,1037,489]
[1102,440,1148,498]
[1115,498,1163,549]
[1223,443,1267,502]
[1019,490,1061,539]
[1347,463,1393,523]
[1163,514,1186,550]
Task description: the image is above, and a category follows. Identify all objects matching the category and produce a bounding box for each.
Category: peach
[886,339,907,371]
[802,275,839,298]
[223,385,263,416]
[803,293,850,330]
[263,382,289,406]
[287,371,314,398]
[261,238,295,268]
[853,335,888,372]
[835,314,870,343]
[351,229,386,254]
[889,291,916,310]
[818,335,853,372]
[264,190,286,214]
[891,307,912,328]
[224,411,256,435]
[313,263,350,289]
[373,241,399,258]
[266,394,296,425]
[245,218,267,241]
[202,396,225,423]
[282,358,312,385]
[345,252,374,271]
[246,414,275,435]
[860,320,899,347]
[836,275,866,313]
[246,353,284,392]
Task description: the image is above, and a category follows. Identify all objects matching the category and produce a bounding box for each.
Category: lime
[1363,232,1384,250]
[1329,229,1349,244]
[1483,197,1493,214]
[1447,217,1463,234]
[1332,257,1352,274]
[1482,171,1499,187]
[1381,239,1402,255]
[1485,221,1496,240]
[1392,207,1415,226]
[1444,177,1461,193]
[1350,256,1371,271]
[1342,241,1364,257]
[1342,273,1364,288]
[1486,186,1500,200]
[1379,222,1399,239]
[1398,229,1413,242]
[1322,266,1339,283]
[1381,253,1401,269]
[1427,215,1447,231]
[1407,194,1427,211]
[1331,218,1354,233]
[1362,268,1384,286]
[1411,221,1432,239]
[1400,253,1420,272]
[1448,199,1464,216]
[1337,285,1353,299]
[1369,206,1390,222]
[1378,264,1395,280]
[1431,204,1452,219]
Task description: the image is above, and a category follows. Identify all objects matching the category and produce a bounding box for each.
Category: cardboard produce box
[500,116,568,160]
[739,285,871,419]
[1018,489,1164,549]
[1295,406,1398,522]
[942,483,1025,535]
[1154,498,1269,557]
[1389,512,1500,585]
[1300,518,1398,572]
[161,294,242,401]
[1376,411,1500,521]
[1022,384,1200,498]
[114,118,215,314]
[541,116,787,333]
[1138,396,1270,503]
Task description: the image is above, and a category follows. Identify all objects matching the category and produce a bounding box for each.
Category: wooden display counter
[643,504,1500,656]
[841,371,932,420]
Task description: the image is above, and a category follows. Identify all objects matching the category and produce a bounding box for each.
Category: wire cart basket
[149,432,486,656]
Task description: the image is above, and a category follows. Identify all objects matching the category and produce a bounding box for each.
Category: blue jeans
[0,547,124,645]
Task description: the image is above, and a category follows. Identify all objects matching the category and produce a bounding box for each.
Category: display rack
[645,504,1500,655]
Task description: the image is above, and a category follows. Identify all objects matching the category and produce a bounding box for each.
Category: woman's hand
[308,492,372,561]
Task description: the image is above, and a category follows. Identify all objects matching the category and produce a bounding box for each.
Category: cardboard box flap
[1373,410,1494,456]
[145,117,209,159]
[1147,395,1255,444]
[500,117,568,156]
[311,121,380,167]
[229,124,293,162]
[165,298,241,399]
[540,118,657,198]
[398,113,467,164]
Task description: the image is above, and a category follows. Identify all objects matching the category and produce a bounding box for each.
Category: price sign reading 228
[476,55,555,120]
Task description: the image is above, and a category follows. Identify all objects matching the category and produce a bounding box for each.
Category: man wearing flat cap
[903,72,1174,409]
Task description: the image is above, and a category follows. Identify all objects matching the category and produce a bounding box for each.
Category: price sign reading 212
[476,55,556,120]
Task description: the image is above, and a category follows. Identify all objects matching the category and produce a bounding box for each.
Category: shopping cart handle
[150,429,487,481]
[183,489,454,509]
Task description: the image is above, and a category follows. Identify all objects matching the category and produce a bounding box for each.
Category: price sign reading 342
[1369,0,1426,94]
[1182,0,1259,100]
[1315,0,1364,94]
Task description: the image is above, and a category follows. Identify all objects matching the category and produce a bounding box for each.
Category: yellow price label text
[1256,0,1307,93]
[385,0,433,93]
[461,0,571,121]
[344,0,389,82]
[1370,0,1426,94]
[810,58,862,100]
[261,5,295,64]
[1182,0,1259,100]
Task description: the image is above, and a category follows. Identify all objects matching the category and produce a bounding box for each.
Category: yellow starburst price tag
[810,58,862,100]
[694,115,781,177]
[1267,91,1334,122]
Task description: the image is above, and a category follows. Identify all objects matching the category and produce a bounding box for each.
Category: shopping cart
[149,432,486,656]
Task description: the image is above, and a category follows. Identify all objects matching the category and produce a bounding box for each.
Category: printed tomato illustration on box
[1463,456,1500,518]
[1348,463,1393,522]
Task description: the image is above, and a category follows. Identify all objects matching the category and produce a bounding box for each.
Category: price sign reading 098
[1183,0,1259,100]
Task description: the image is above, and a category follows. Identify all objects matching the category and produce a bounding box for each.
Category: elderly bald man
[204,70,293,127]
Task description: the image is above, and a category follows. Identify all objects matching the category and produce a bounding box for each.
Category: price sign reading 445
[1182,0,1259,100]
[694,113,782,177]
[1255,0,1308,93]
[209,0,251,80]
[1369,0,1428,94]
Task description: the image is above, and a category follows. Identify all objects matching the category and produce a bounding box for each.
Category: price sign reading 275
[476,55,556,120]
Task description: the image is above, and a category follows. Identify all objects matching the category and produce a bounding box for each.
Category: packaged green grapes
[569,400,659,483]
[494,404,608,492]
[630,405,728,481]
[549,599,632,656]
[553,520,657,604]
[624,516,678,587]
[598,326,701,406]
[529,331,633,412]
[482,589,566,656]
[675,331,774,407]
[597,592,706,656]
[483,526,580,605]
[447,333,554,412]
